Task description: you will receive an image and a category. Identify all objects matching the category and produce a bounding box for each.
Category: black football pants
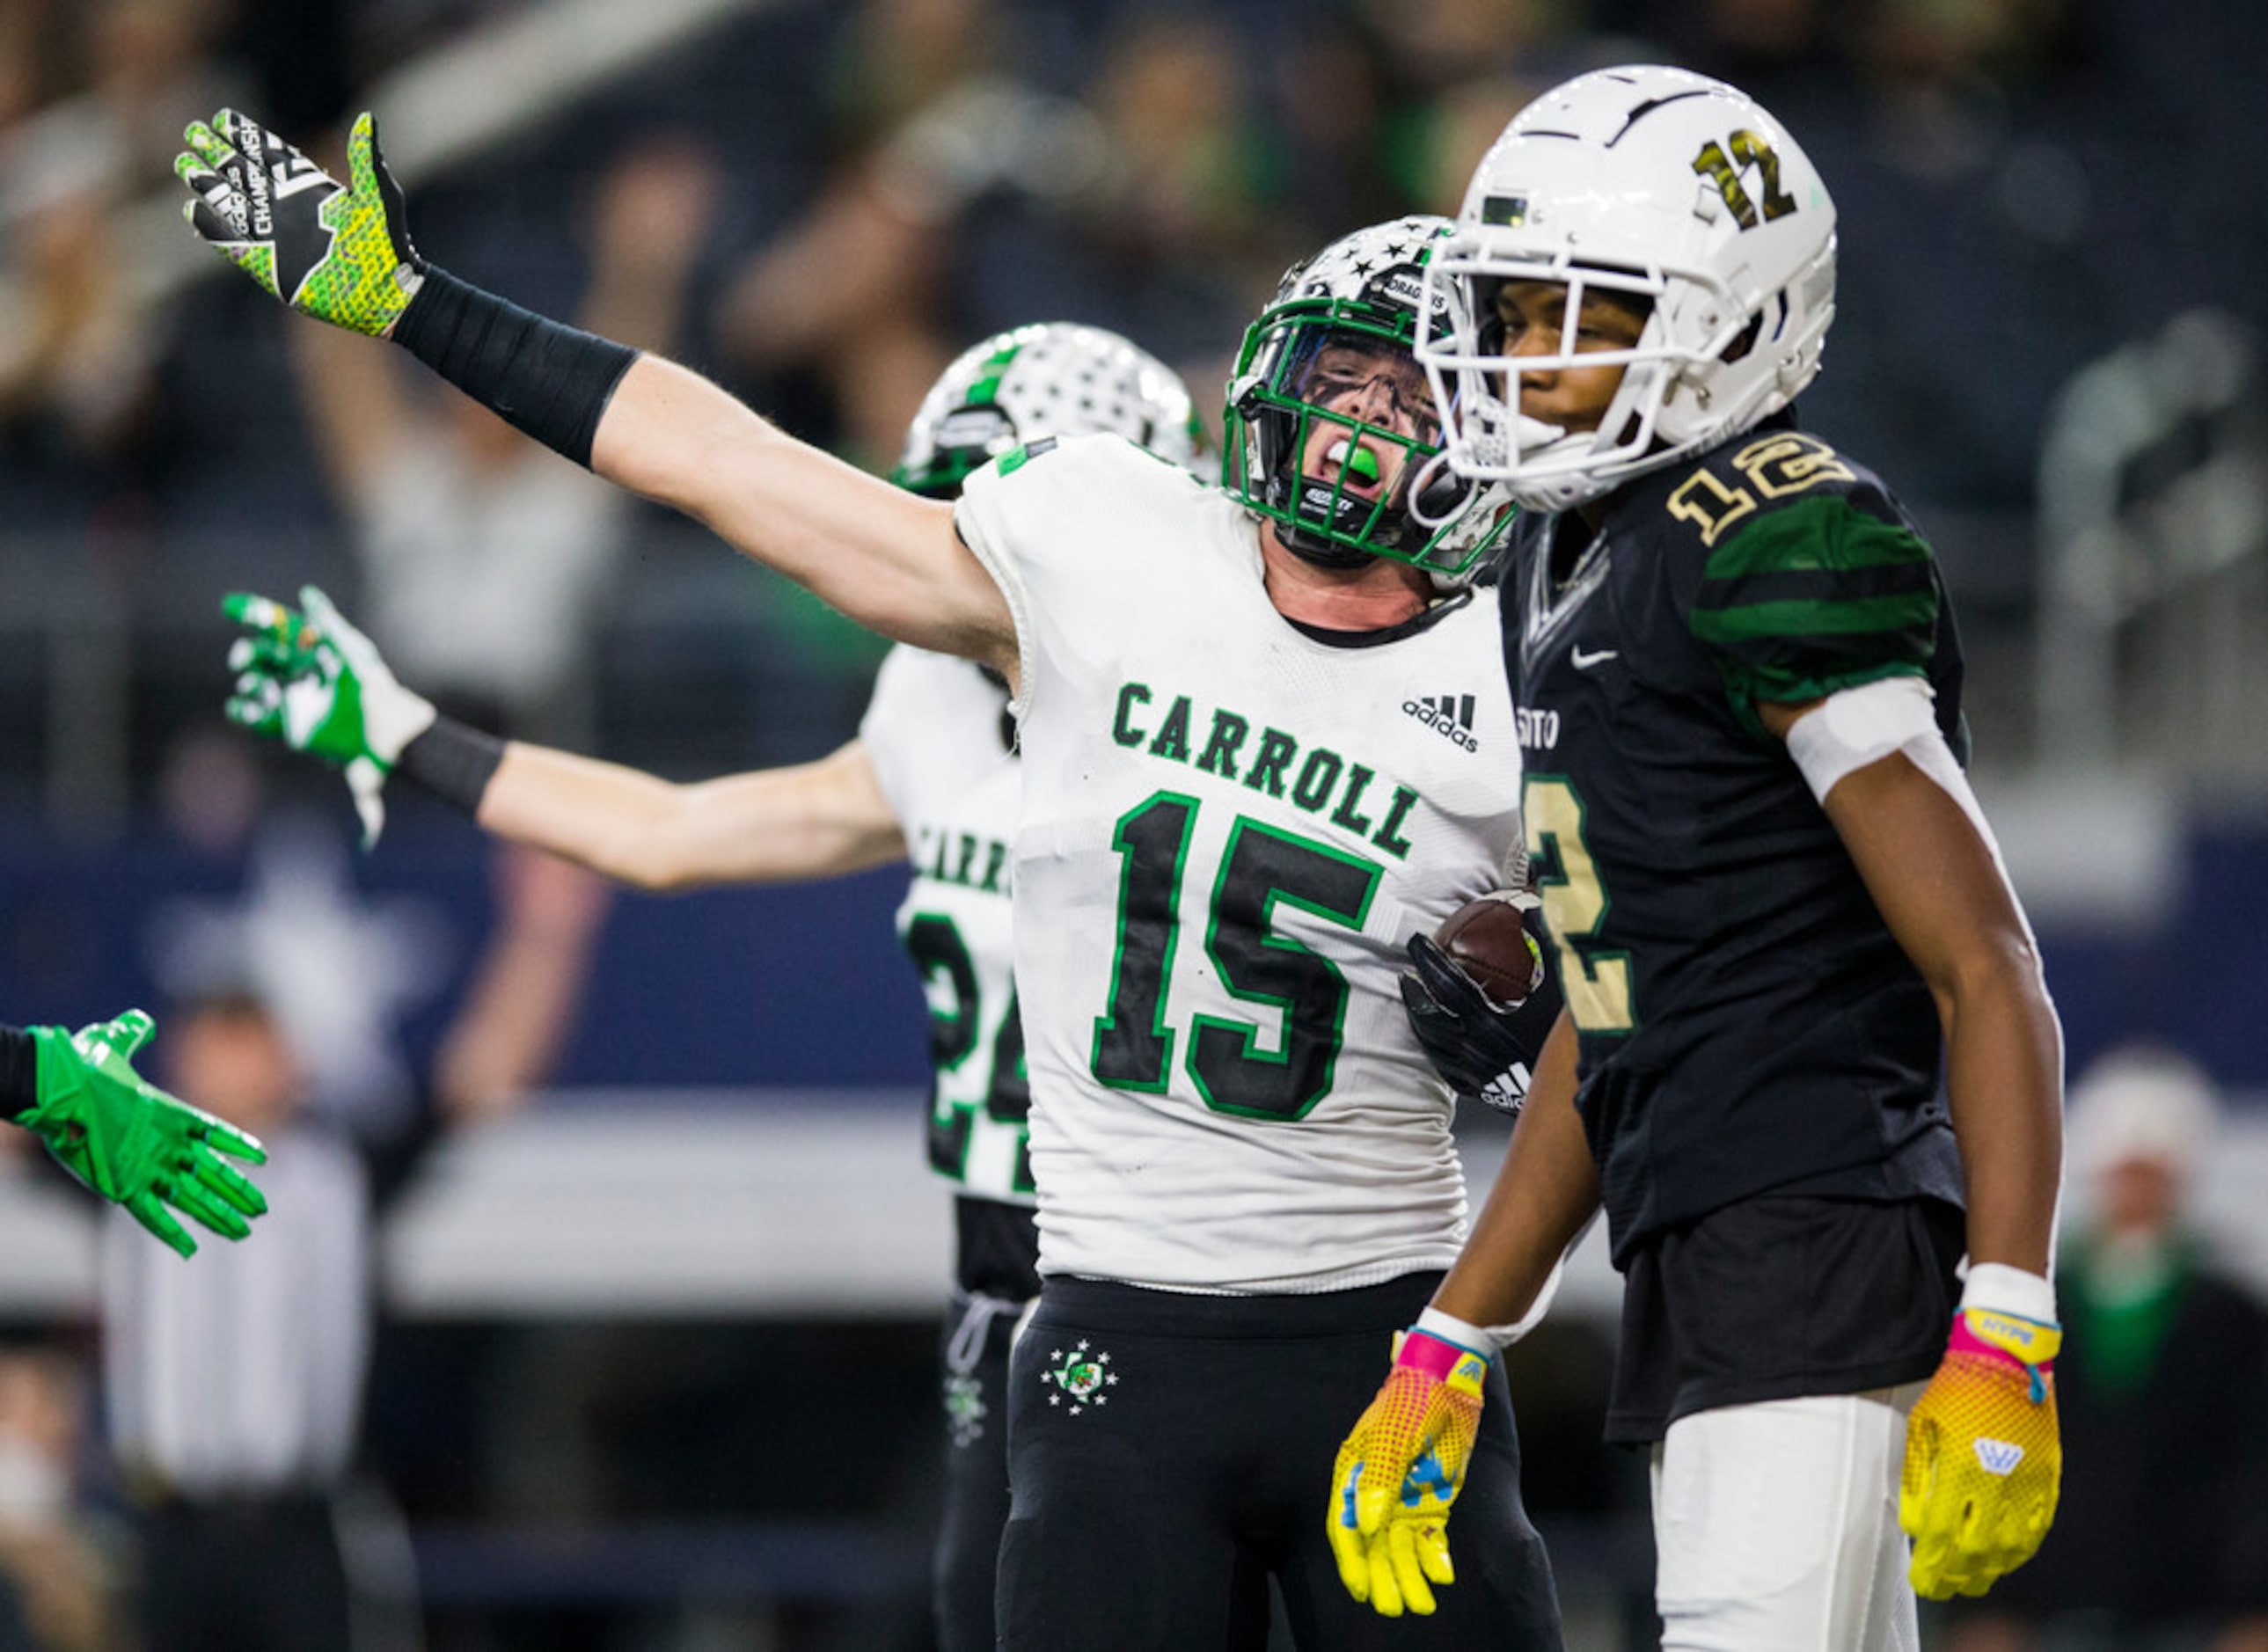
[998,1272,1564,1650]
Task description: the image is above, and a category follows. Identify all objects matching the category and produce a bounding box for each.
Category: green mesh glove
[175,109,424,336]
[19,1013,268,1259]
[223,586,436,849]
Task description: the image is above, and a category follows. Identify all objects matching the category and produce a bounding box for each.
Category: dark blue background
[4,811,2264,1099]
[0,817,930,1090]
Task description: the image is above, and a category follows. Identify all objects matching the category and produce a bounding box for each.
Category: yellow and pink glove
[1900,1269,2062,1600]
[1328,1315,1492,1617]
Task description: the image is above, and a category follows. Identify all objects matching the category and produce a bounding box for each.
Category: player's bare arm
[1430,1009,1600,1329]
[478,736,906,893]
[175,110,1019,686]
[1771,692,2069,1601]
[590,356,1016,678]
[1327,1005,1591,1618]
[224,586,910,885]
[1760,697,2064,1275]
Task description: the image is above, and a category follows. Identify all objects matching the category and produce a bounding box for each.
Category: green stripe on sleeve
[1715,660,1931,739]
[1702,494,1932,582]
[1691,590,1939,644]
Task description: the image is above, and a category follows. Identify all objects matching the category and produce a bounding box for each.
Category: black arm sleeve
[391,267,639,469]
[0,1026,34,1120]
[396,716,508,817]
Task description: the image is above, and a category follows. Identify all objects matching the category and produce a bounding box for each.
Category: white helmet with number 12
[1420,64,1838,511]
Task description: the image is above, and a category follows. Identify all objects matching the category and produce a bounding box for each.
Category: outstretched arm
[282,131,718,511]
[589,355,1012,670]
[475,736,906,892]
[225,588,908,887]
[176,110,1018,683]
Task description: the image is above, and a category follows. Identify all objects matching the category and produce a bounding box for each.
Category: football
[1434,891,1544,1008]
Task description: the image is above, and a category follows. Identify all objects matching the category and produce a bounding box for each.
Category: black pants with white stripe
[935,1289,1028,1652]
[998,1272,1563,1650]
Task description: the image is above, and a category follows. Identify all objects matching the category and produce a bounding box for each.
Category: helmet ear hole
[1719,308,1767,367]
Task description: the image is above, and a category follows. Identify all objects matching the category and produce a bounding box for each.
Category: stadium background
[0,0,2263,1646]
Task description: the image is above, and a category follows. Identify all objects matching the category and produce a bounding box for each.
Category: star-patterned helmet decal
[895,324,1204,495]
[1275,215,1451,320]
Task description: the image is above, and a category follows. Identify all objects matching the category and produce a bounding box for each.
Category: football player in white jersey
[220,321,1204,1652]
[176,108,1563,1647]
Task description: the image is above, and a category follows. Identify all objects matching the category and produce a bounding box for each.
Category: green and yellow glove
[176,108,423,336]
[223,586,436,849]
[1901,1289,2063,1599]
[19,1013,267,1259]
[1328,1317,1493,1617]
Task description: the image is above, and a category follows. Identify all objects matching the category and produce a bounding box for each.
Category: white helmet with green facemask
[893,323,1205,499]
[1225,215,1514,582]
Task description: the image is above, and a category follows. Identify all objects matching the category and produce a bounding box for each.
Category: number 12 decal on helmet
[1417,65,1839,514]
[1690,130,1800,230]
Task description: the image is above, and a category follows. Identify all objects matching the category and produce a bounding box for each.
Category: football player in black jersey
[1329,65,2066,1646]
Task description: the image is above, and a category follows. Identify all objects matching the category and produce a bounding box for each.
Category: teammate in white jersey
[219,322,1204,1652]
[176,107,1562,1645]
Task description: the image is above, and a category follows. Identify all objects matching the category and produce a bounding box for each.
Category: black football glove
[1401,931,1554,1115]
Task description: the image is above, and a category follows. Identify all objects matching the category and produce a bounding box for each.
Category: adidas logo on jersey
[1403,694,1479,752]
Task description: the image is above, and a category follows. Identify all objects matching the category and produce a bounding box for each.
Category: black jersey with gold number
[1499,414,1967,1262]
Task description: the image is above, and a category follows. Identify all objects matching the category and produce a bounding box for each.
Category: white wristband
[1960,1261,2058,1326]
[1415,1306,1500,1358]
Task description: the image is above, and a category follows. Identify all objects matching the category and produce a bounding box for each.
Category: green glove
[223,586,436,848]
[19,1013,268,1259]
[176,108,423,337]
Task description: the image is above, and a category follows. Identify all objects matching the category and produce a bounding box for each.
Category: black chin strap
[1273,516,1377,570]
[1410,462,1470,526]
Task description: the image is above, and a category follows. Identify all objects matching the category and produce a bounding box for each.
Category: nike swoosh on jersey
[1570,647,1619,669]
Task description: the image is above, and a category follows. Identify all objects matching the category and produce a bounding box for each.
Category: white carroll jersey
[860,643,1035,1205]
[955,435,1524,1293]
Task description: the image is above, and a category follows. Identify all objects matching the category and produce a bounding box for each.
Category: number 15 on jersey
[1087,792,1383,1122]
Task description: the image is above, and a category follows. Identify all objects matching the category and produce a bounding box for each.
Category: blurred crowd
[0,1,2265,1646]
[0,0,2261,815]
